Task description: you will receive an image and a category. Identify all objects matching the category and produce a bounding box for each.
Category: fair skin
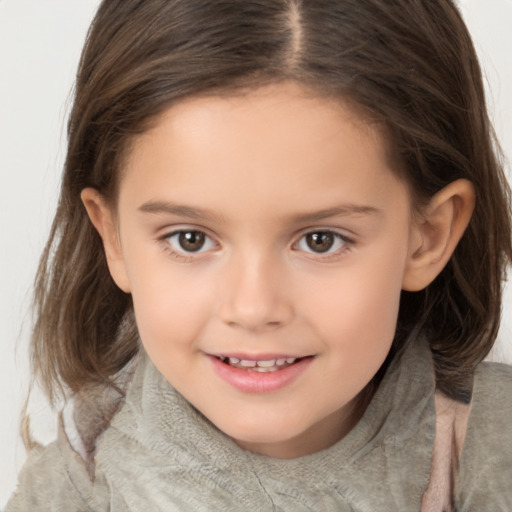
[82,82,475,459]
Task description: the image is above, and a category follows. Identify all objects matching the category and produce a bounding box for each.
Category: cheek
[301,246,407,352]
[307,278,401,349]
[127,260,215,354]
[305,270,402,396]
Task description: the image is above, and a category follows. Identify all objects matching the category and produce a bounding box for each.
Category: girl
[7,0,512,510]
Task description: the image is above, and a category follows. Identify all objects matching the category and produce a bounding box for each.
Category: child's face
[101,82,421,458]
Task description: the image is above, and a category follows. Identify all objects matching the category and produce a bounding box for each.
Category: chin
[214,416,314,457]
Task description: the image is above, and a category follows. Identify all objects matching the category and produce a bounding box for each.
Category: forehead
[120,82,407,219]
[137,82,386,158]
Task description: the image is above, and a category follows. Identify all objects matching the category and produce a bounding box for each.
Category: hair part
[32,0,512,404]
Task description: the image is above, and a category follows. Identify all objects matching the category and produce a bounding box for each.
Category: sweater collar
[103,333,436,509]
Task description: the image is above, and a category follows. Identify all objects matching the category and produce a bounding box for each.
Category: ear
[402,179,475,292]
[81,188,131,293]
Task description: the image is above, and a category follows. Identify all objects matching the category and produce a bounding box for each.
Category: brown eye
[166,230,215,255]
[305,232,335,253]
[162,229,219,258]
[178,231,206,252]
[296,230,349,256]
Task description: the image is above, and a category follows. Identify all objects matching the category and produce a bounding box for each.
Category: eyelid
[292,228,355,258]
[157,223,218,242]
[158,225,220,260]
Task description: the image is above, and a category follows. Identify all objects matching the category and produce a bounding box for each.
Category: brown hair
[32,0,512,404]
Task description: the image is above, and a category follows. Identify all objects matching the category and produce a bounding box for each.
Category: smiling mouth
[214,356,308,373]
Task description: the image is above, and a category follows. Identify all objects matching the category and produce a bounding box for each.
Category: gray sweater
[7,338,512,511]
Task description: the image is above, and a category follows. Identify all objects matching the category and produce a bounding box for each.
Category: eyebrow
[138,200,381,223]
[138,200,226,223]
[290,204,382,224]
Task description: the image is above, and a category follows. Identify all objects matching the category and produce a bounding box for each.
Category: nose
[219,253,294,332]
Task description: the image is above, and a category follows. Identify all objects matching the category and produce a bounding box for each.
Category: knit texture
[6,337,512,511]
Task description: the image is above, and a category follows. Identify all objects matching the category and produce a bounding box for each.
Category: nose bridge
[219,247,293,331]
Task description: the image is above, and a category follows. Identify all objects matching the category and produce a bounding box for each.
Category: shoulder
[455,361,512,511]
[467,360,512,436]
[473,359,512,398]
[6,417,110,512]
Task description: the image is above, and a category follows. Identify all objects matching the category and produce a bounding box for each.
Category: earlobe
[81,188,131,293]
[402,179,475,292]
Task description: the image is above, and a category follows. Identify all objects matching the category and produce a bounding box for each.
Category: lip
[208,354,314,393]
[209,352,305,361]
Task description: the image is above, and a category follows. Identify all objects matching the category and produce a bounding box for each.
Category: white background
[1,0,511,507]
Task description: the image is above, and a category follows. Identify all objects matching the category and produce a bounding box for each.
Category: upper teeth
[239,359,257,367]
[254,360,276,368]
[221,357,298,369]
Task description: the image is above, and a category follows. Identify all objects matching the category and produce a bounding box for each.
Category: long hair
[32,0,512,403]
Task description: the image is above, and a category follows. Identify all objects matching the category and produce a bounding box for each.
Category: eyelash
[292,229,354,260]
[158,229,218,262]
[157,228,355,262]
